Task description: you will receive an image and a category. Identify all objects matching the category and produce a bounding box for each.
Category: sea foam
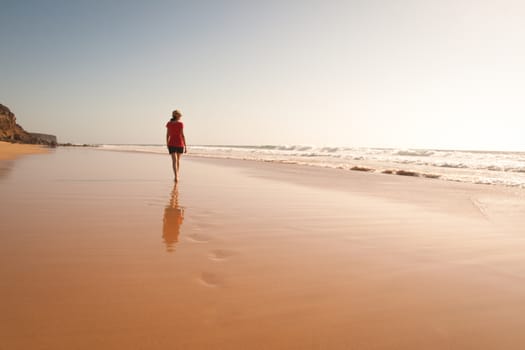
[95,144,525,188]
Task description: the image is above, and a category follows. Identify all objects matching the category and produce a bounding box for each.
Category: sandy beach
[0,141,51,178]
[0,141,50,160]
[2,148,525,349]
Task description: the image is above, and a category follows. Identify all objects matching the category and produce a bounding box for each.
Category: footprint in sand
[186,233,211,243]
[208,249,236,261]
[199,272,223,287]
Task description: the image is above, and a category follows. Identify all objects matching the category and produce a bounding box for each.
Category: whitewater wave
[94,144,525,188]
[393,149,434,157]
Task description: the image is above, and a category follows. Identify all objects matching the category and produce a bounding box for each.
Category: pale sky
[1,0,524,150]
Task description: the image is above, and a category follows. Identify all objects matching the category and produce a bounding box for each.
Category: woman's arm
[182,130,187,153]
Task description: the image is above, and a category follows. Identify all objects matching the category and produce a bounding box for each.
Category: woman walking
[166,110,187,182]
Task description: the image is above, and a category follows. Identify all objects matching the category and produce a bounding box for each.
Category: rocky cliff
[0,104,57,146]
[30,132,58,145]
[0,104,32,142]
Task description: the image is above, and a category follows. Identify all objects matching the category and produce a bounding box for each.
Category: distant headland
[0,103,57,147]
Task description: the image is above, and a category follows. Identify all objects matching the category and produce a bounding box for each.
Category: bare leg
[175,153,182,180]
[171,153,178,181]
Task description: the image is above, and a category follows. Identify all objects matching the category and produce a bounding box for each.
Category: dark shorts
[168,146,184,154]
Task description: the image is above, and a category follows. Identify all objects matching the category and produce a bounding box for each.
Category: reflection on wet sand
[0,160,13,179]
[162,184,184,252]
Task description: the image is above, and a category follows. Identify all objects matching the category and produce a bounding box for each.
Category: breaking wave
[96,144,525,188]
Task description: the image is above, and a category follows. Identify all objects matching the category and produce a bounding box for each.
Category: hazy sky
[1,0,524,150]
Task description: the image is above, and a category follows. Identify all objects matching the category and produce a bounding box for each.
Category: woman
[166,110,187,182]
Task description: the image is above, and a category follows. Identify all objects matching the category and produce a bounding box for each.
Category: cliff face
[30,133,58,145]
[0,104,33,142]
[0,104,57,146]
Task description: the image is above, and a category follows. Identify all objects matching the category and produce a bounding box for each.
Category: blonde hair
[172,110,182,119]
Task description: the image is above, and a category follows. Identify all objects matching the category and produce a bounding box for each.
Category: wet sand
[1,148,525,349]
[0,141,50,178]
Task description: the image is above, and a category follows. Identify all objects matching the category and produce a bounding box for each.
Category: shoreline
[187,156,525,226]
[89,144,525,189]
[184,153,525,189]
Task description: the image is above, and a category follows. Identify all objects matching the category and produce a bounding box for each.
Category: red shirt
[166,121,185,147]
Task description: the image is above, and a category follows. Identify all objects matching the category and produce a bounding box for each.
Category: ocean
[95,144,525,188]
